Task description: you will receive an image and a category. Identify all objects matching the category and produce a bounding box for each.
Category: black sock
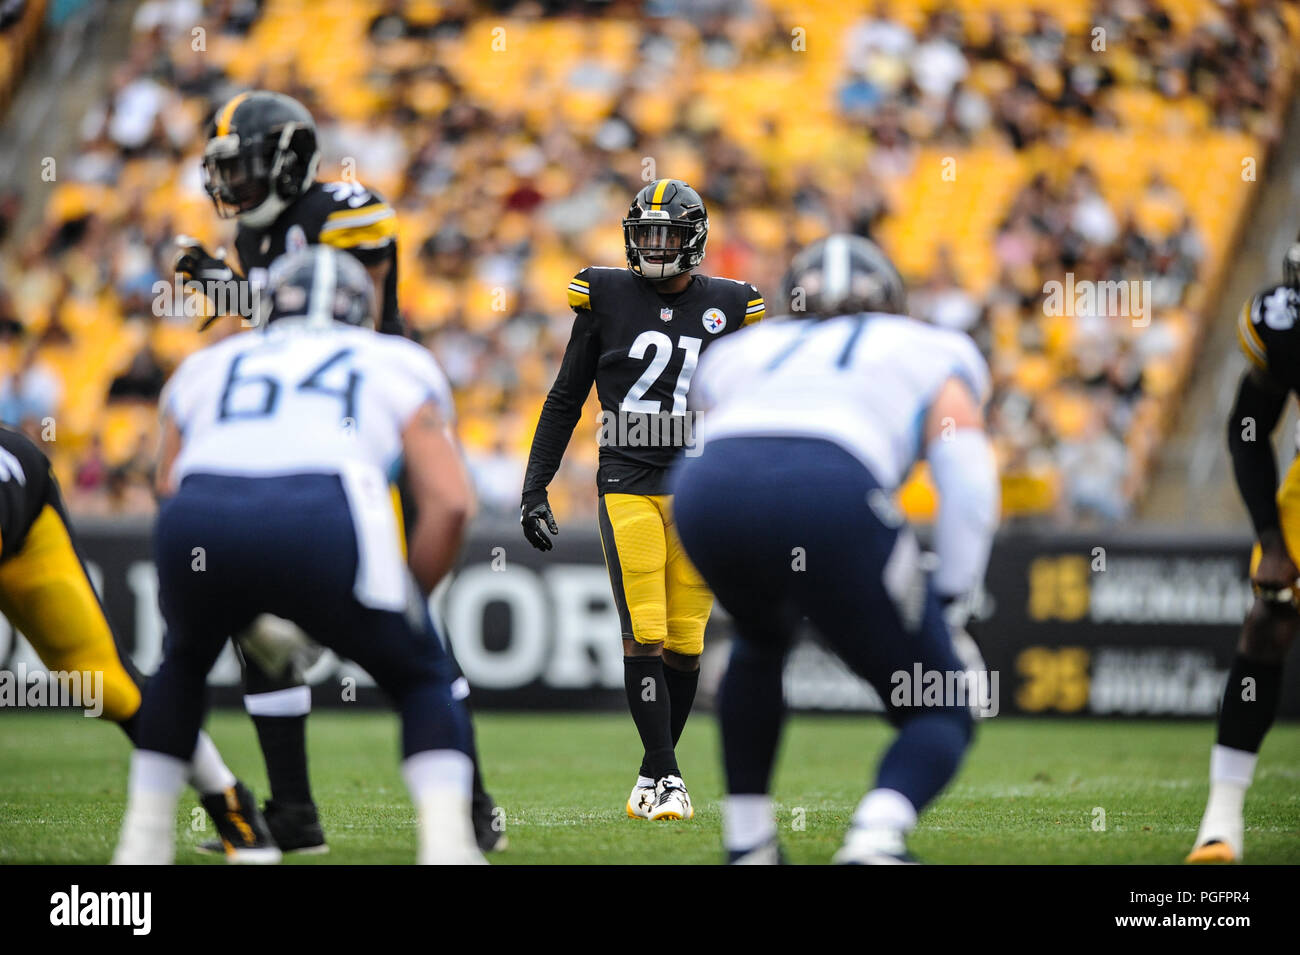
[1217,653,1284,752]
[718,640,787,795]
[624,657,677,779]
[663,663,700,747]
[252,714,313,805]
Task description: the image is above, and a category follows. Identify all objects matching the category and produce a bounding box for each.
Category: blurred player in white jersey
[670,235,999,863]
[114,246,482,864]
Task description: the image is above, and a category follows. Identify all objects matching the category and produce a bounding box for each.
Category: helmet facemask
[202,122,318,229]
[623,216,706,280]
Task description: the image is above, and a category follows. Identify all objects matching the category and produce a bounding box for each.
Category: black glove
[521,489,559,551]
[175,236,242,329]
[174,235,235,283]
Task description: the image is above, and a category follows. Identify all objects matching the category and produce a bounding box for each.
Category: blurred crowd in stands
[0,0,1295,525]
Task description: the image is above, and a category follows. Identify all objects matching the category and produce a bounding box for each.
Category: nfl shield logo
[660,307,673,323]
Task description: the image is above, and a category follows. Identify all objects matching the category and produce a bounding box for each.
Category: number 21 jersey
[524,266,764,497]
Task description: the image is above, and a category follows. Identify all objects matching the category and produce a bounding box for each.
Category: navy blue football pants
[136,473,471,763]
[671,436,973,812]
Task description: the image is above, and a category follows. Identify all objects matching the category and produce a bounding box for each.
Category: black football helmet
[782,234,906,318]
[622,179,708,280]
[262,246,375,330]
[202,90,320,229]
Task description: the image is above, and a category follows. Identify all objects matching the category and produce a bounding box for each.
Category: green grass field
[1,710,1297,864]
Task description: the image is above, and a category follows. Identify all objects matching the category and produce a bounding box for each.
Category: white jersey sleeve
[162,344,230,434]
[365,334,457,430]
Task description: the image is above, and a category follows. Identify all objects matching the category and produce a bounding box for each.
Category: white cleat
[649,775,693,821]
[113,813,176,865]
[729,839,785,865]
[1186,815,1243,864]
[415,792,489,865]
[832,826,918,865]
[1186,779,1245,864]
[627,782,656,819]
[423,845,489,865]
[113,787,184,865]
[226,846,283,865]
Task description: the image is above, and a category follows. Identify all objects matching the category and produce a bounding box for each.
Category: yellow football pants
[1249,454,1300,574]
[597,493,713,655]
[0,504,141,721]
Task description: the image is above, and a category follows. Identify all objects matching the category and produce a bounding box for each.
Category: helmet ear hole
[283,126,318,200]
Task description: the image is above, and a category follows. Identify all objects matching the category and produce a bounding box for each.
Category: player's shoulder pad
[900,318,990,405]
[567,266,594,311]
[365,332,454,417]
[315,180,398,253]
[1238,284,1300,372]
[0,426,49,484]
[566,265,625,312]
[707,275,765,325]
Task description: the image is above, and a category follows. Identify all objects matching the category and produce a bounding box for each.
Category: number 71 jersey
[163,321,454,485]
[566,266,763,494]
[693,313,990,491]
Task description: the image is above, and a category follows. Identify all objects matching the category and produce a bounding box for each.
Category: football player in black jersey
[1187,268,1300,863]
[174,90,503,855]
[521,179,764,821]
[0,427,277,861]
[179,90,403,336]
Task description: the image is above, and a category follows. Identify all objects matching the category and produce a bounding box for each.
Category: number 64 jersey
[163,320,454,486]
[524,266,764,498]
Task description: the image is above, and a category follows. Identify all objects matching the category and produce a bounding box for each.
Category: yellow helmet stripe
[650,178,671,209]
[215,92,251,137]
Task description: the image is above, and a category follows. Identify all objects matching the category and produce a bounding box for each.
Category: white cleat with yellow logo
[627,781,656,819]
[649,775,693,821]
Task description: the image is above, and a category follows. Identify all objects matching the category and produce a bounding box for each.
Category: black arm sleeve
[1227,367,1289,539]
[522,310,599,500]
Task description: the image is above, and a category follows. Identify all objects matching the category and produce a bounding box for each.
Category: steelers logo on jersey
[702,308,727,334]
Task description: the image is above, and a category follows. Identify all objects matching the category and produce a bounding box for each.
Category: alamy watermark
[50,885,151,935]
[597,410,700,456]
[1043,273,1152,327]
[152,273,264,324]
[890,663,1000,718]
[0,663,104,717]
